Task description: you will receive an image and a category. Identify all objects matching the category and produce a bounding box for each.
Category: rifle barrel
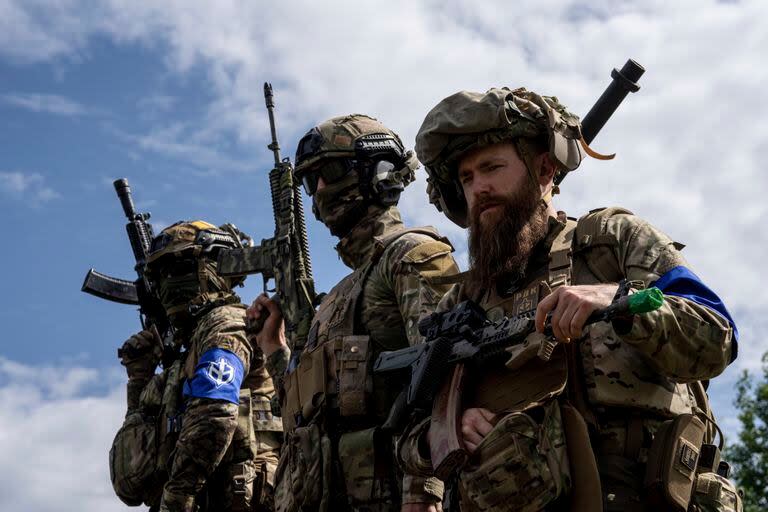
[114,178,137,220]
[580,59,645,145]
[264,82,282,165]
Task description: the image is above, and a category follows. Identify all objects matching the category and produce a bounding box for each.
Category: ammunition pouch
[274,423,332,512]
[338,335,372,417]
[282,343,328,431]
[690,472,743,512]
[458,400,570,512]
[644,413,706,511]
[283,334,375,431]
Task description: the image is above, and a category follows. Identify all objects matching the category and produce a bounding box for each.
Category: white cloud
[4,0,764,365]
[0,171,61,204]
[1,0,766,489]
[0,358,128,512]
[1,92,89,116]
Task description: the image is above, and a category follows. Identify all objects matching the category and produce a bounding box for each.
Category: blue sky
[1,37,344,370]
[1,1,767,510]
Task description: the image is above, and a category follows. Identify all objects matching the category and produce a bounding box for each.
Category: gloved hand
[119,327,164,380]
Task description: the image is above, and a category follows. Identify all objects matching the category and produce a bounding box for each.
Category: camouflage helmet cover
[145,220,248,323]
[415,87,584,227]
[146,220,244,266]
[294,114,418,192]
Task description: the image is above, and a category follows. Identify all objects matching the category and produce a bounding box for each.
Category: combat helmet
[415,87,585,228]
[294,114,418,209]
[145,220,250,325]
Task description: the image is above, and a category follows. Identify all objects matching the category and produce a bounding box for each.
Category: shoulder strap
[371,226,452,263]
[547,219,578,289]
[572,206,633,252]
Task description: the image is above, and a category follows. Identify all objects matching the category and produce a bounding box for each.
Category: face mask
[312,172,367,237]
[156,272,200,316]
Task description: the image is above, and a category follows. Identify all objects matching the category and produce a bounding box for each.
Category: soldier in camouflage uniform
[115,220,282,512]
[396,88,742,511]
[248,114,460,512]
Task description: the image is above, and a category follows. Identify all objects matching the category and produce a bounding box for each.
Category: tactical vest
[460,209,732,512]
[281,227,451,432]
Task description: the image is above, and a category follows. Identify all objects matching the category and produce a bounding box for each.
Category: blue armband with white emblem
[183,348,244,404]
[653,265,738,360]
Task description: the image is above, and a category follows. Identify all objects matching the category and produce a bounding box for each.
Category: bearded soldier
[112,221,282,512]
[248,114,460,511]
[396,88,741,511]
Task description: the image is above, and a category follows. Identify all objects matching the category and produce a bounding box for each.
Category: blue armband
[183,348,244,404]
[653,266,738,360]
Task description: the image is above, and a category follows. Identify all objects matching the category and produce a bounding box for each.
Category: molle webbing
[303,227,447,421]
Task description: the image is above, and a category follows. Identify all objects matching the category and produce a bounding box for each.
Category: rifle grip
[430,363,469,481]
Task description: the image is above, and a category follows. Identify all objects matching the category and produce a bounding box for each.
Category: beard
[467,179,550,293]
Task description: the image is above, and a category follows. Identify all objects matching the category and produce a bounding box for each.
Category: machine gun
[81,179,175,364]
[374,287,664,479]
[217,83,317,359]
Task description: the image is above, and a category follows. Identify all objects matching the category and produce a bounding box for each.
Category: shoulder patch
[403,240,453,264]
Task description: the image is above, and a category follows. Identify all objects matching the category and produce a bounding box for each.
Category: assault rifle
[81,179,175,364]
[374,287,664,479]
[217,83,317,358]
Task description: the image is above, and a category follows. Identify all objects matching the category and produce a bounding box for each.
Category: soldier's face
[458,142,532,228]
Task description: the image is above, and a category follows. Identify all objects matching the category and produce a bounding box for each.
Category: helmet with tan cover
[145,221,250,326]
[415,87,584,228]
[294,114,418,206]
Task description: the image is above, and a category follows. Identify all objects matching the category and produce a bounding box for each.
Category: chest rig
[467,217,577,414]
[281,227,447,433]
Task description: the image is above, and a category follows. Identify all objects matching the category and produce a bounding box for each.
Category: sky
[1,0,767,510]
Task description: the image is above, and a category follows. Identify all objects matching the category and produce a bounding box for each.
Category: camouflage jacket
[271,206,460,508]
[161,302,282,511]
[398,208,735,509]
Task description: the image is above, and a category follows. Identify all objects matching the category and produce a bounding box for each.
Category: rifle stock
[430,363,469,481]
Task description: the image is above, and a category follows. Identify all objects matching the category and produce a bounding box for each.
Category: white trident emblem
[206,357,235,388]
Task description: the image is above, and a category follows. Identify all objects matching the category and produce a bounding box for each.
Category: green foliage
[726,352,768,512]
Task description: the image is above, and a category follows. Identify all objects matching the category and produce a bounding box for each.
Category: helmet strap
[515,138,560,205]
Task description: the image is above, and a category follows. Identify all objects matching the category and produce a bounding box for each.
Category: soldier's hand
[535,284,618,342]
[247,293,288,357]
[432,407,497,454]
[402,503,442,512]
[119,328,163,380]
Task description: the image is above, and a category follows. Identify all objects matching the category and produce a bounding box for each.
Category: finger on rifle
[246,293,269,319]
[569,301,595,339]
[261,294,282,317]
[535,288,560,333]
[558,299,581,341]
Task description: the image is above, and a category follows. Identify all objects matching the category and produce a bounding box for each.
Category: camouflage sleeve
[376,232,460,345]
[126,378,149,415]
[605,212,734,381]
[161,397,240,510]
[162,306,254,510]
[369,234,457,503]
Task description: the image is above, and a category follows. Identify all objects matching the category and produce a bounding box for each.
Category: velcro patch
[403,240,453,264]
[183,348,244,404]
